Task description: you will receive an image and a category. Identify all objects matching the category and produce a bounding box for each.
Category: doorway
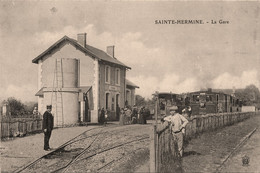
[116,94,120,120]
[84,94,90,122]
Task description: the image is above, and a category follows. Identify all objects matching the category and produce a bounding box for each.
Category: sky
[0,1,259,102]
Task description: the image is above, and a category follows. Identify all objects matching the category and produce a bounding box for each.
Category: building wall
[125,88,136,107]
[40,42,95,88]
[43,89,79,127]
[99,62,126,120]
[36,41,133,123]
[37,42,97,124]
[130,88,136,106]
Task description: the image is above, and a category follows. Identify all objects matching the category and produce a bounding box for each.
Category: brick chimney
[107,46,115,57]
[77,33,87,48]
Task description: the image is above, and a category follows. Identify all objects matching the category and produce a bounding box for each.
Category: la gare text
[155,20,229,24]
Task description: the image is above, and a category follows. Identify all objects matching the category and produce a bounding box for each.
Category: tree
[24,101,38,114]
[135,95,146,107]
[235,84,260,108]
[5,97,26,116]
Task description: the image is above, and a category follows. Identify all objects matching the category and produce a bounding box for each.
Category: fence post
[150,124,156,173]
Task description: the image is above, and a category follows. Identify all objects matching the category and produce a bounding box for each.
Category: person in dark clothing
[43,105,54,151]
[131,105,138,124]
[138,107,145,124]
[100,108,105,125]
[143,107,148,124]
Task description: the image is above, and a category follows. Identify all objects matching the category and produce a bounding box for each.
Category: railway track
[15,125,150,173]
[14,126,103,173]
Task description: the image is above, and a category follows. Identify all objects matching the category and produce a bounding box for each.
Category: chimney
[77,33,87,48]
[107,46,115,57]
[208,88,212,92]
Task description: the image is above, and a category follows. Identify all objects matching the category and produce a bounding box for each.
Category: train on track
[157,88,242,117]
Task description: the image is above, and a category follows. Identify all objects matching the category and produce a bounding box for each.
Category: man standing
[43,105,54,151]
[164,106,188,157]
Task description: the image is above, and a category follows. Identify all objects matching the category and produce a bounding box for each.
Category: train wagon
[185,88,240,115]
[157,92,184,117]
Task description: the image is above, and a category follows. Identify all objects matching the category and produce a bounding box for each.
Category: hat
[47,105,52,109]
[169,106,178,111]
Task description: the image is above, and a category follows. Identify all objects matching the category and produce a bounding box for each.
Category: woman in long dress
[138,107,144,124]
[119,108,125,125]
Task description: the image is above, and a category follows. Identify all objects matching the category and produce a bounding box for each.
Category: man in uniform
[43,105,54,151]
[164,106,188,157]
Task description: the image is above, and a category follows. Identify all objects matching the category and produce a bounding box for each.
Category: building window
[105,65,110,83]
[115,68,120,85]
[206,95,212,102]
[126,90,131,106]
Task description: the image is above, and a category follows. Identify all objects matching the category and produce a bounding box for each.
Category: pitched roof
[32,35,131,69]
[126,79,139,88]
[79,86,92,93]
[212,88,244,95]
[35,87,45,96]
[157,92,178,99]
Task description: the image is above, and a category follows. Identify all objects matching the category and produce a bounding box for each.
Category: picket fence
[1,118,42,139]
[150,111,257,173]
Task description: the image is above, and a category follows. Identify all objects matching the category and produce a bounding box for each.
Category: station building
[32,33,138,127]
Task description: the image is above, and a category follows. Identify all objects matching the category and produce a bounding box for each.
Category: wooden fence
[1,118,42,139]
[150,111,257,172]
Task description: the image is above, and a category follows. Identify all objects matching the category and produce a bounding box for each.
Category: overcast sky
[0,1,259,102]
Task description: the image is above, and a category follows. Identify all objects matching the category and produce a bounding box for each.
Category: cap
[47,105,52,109]
[169,106,178,111]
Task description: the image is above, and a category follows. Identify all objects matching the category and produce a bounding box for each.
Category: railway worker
[164,106,188,157]
[42,105,54,151]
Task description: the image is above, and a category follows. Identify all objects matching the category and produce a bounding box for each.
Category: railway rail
[15,125,150,173]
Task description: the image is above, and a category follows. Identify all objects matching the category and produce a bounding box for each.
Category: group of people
[119,106,148,125]
[41,103,189,158]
